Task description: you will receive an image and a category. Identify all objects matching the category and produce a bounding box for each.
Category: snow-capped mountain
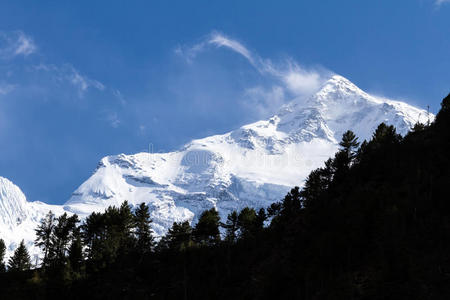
[0,176,65,262]
[64,75,432,235]
[0,75,433,259]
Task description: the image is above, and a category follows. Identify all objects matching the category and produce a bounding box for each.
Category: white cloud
[113,89,127,106]
[243,85,286,117]
[283,63,323,96]
[33,63,105,97]
[436,0,450,5]
[0,31,36,59]
[14,32,36,56]
[208,33,255,65]
[68,66,105,96]
[175,32,256,66]
[176,31,331,117]
[106,112,120,128]
[0,83,16,95]
[0,31,119,131]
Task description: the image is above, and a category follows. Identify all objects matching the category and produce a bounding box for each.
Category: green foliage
[134,202,154,254]
[237,207,257,239]
[236,207,266,239]
[8,240,31,272]
[159,221,193,251]
[222,211,238,243]
[436,93,450,121]
[193,208,221,246]
[68,226,84,273]
[411,122,426,132]
[300,166,331,209]
[34,210,56,268]
[81,211,104,260]
[339,130,359,160]
[371,122,402,145]
[51,213,79,266]
[81,201,135,269]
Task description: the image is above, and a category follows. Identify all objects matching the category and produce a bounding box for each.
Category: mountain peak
[328,74,358,86]
[314,74,370,102]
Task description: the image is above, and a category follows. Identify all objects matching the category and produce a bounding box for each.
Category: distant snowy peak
[0,177,28,231]
[0,176,66,260]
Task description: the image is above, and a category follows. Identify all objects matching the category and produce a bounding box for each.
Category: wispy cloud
[176,31,332,117]
[0,83,16,95]
[112,89,127,106]
[68,66,105,96]
[0,29,115,126]
[208,33,255,65]
[243,86,286,117]
[106,112,120,128]
[33,63,105,97]
[0,31,36,59]
[14,33,36,56]
[175,33,253,64]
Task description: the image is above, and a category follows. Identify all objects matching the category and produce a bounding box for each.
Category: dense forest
[1,94,450,299]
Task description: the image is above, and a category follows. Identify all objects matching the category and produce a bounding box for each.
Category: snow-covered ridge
[64,75,433,235]
[0,75,433,259]
[0,177,66,261]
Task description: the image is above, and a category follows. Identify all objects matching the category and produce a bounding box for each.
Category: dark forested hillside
[1,94,450,300]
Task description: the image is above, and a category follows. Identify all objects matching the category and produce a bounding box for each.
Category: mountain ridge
[0,75,433,260]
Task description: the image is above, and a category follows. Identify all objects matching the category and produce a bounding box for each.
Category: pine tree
[339,130,360,165]
[436,93,450,123]
[193,208,221,246]
[164,221,193,251]
[267,202,282,218]
[281,187,302,216]
[81,202,135,267]
[68,226,84,273]
[271,187,304,231]
[371,123,402,146]
[255,208,267,230]
[300,169,329,209]
[340,130,359,153]
[435,93,450,135]
[134,202,154,254]
[81,211,105,260]
[35,210,56,268]
[52,213,79,266]
[8,240,31,272]
[237,207,258,240]
[222,211,239,243]
[0,238,6,272]
[411,122,426,133]
[115,201,136,255]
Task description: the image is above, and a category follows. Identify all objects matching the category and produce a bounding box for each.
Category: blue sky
[0,0,449,204]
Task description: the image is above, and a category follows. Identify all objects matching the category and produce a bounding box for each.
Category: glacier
[0,75,433,260]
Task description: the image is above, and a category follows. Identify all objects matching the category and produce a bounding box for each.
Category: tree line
[1,94,450,299]
[0,200,270,277]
